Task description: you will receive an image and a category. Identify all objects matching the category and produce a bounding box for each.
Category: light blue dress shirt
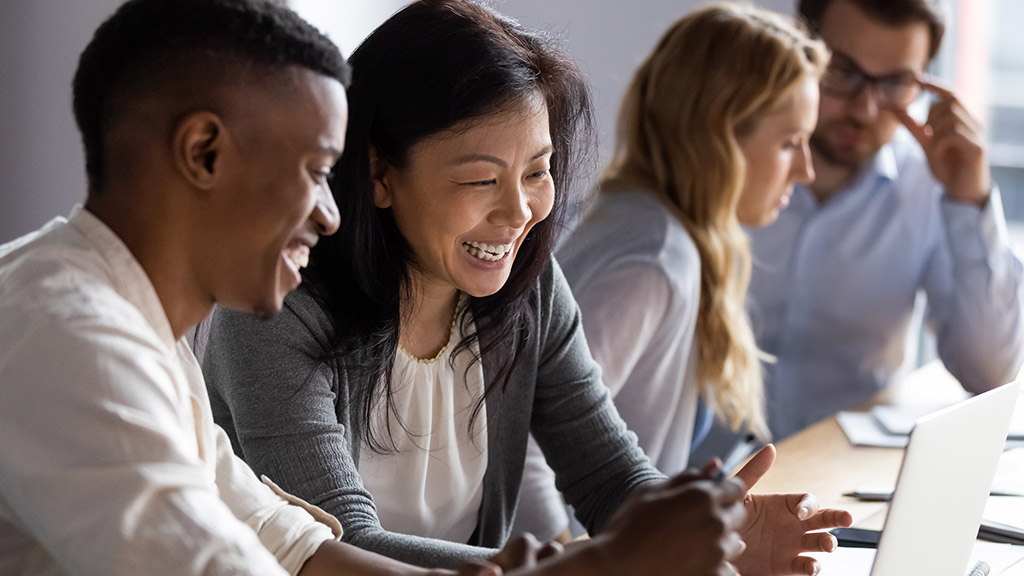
[747,133,1024,439]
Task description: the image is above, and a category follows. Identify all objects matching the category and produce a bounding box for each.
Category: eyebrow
[318,144,344,160]
[453,145,554,168]
[830,49,920,78]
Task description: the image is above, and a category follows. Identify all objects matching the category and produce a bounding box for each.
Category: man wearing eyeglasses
[745,0,1024,439]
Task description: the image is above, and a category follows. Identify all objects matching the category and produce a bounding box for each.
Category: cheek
[530,183,556,223]
[874,115,902,138]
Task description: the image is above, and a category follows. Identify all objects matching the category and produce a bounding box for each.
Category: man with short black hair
[747,0,1024,439]
[0,1,442,574]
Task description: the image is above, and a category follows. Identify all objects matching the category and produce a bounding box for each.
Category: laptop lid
[871,380,1021,576]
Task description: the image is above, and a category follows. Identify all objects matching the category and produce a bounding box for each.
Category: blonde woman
[517,2,829,541]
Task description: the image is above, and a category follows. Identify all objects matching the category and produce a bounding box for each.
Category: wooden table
[749,361,971,524]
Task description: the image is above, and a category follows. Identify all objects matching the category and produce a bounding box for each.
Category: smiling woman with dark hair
[202,1,850,574]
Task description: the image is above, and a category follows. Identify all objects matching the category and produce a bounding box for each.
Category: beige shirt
[0,207,339,576]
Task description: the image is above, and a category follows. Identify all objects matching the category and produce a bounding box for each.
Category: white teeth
[463,241,513,262]
[283,247,309,269]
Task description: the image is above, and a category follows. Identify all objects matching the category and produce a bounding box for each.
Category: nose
[490,180,532,229]
[849,81,881,122]
[312,185,341,236]
[792,141,815,185]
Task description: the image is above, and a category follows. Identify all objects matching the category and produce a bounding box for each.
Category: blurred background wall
[0,0,789,242]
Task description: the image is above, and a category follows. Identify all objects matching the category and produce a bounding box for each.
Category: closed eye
[312,168,333,185]
[463,178,497,187]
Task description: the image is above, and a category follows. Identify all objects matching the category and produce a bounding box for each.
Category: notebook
[864,381,1021,576]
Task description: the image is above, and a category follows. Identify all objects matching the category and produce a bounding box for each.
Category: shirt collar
[67,205,178,351]
[869,142,899,183]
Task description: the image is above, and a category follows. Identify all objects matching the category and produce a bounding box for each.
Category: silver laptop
[868,380,1021,576]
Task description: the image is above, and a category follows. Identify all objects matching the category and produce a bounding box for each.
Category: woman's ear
[369,145,393,209]
[173,111,225,190]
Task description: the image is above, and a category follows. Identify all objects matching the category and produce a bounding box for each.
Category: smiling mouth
[462,241,514,262]
[283,245,310,270]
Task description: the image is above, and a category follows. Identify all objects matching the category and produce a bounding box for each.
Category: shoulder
[0,242,179,424]
[558,189,699,294]
[0,223,156,350]
[208,283,335,358]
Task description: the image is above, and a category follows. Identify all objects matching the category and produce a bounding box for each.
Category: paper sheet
[869,392,1024,439]
[836,411,908,448]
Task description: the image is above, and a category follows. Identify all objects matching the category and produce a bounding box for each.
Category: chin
[462,277,512,299]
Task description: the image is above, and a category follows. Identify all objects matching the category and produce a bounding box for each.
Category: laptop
[840,380,1020,576]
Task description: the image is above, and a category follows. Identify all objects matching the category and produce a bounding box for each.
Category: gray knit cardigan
[202,256,664,569]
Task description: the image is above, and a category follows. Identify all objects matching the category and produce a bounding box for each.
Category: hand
[897,79,990,208]
[589,464,748,576]
[487,533,563,572]
[732,445,854,576]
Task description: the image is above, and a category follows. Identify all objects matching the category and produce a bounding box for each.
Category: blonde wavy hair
[600,2,828,439]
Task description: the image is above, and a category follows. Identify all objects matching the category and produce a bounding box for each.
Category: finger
[718,561,741,576]
[801,530,839,553]
[536,540,563,561]
[896,109,931,149]
[791,554,822,576]
[716,476,749,506]
[488,534,540,570]
[702,458,723,478]
[930,128,985,167]
[927,105,982,143]
[721,528,745,559]
[802,508,855,531]
[918,76,957,101]
[732,444,775,490]
[790,493,820,521]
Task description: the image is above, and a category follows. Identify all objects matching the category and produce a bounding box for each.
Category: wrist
[519,535,613,576]
[946,190,990,210]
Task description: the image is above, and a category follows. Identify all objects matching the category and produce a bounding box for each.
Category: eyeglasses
[819,52,923,110]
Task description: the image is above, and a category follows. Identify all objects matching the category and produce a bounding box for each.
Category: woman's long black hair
[306,0,596,452]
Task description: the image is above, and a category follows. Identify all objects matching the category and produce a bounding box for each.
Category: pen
[966,560,990,576]
[716,433,760,479]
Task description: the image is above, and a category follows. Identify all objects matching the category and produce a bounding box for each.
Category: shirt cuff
[941,184,1009,265]
[250,475,342,576]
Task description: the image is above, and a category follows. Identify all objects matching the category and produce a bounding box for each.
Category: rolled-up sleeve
[0,305,333,576]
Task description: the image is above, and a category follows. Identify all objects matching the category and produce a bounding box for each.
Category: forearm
[936,194,1024,389]
[299,540,455,576]
[341,523,498,569]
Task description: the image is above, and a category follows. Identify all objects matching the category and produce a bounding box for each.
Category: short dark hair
[73,0,350,191]
[309,0,595,452]
[798,0,948,60]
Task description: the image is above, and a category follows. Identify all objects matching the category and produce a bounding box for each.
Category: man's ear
[173,112,225,190]
[370,145,393,209]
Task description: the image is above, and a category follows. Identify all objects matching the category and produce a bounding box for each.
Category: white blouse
[358,300,488,542]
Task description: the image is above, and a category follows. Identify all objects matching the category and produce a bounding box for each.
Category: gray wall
[497,0,793,164]
[0,0,793,243]
[0,0,124,242]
